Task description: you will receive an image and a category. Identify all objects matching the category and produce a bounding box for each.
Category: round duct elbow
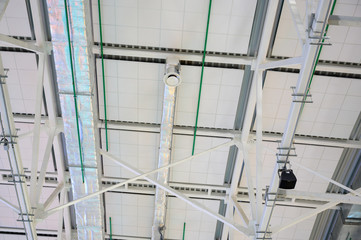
[163,56,181,87]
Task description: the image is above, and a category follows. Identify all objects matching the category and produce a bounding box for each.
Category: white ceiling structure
[0,0,360,240]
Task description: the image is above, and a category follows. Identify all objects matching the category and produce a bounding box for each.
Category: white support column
[30,54,46,207]
[29,0,72,238]
[0,55,38,239]
[222,1,280,238]
[257,1,335,238]
[152,57,181,240]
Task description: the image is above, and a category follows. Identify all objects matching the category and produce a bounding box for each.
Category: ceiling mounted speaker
[279,169,297,189]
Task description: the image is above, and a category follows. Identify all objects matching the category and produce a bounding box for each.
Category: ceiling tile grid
[170,135,230,186]
[101,129,159,179]
[0,52,46,115]
[105,192,155,238]
[165,197,219,240]
[0,0,32,37]
[92,0,256,54]
[261,71,360,138]
[97,60,244,129]
[0,122,55,172]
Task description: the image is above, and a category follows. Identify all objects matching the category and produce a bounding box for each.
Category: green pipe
[63,0,85,183]
[182,222,186,240]
[192,0,212,155]
[301,0,337,115]
[109,217,112,240]
[97,0,109,151]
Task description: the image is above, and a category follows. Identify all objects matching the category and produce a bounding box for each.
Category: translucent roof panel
[97,59,244,129]
[261,71,361,138]
[92,0,257,54]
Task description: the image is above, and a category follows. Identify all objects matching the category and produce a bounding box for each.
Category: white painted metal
[43,182,64,210]
[0,196,20,213]
[280,189,361,205]
[257,1,335,238]
[0,34,45,53]
[0,0,9,20]
[223,1,280,239]
[30,54,45,207]
[29,0,72,237]
[0,55,37,239]
[44,140,234,216]
[328,15,361,27]
[256,70,263,223]
[102,150,252,237]
[231,196,249,226]
[152,57,180,240]
[271,188,361,234]
[92,45,361,75]
[291,161,361,197]
[259,56,304,70]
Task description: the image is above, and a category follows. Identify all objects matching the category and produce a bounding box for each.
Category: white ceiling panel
[92,0,256,54]
[170,135,230,186]
[262,71,360,138]
[98,60,244,129]
[0,52,46,115]
[0,0,32,38]
[101,129,159,179]
[165,197,219,240]
[105,192,155,238]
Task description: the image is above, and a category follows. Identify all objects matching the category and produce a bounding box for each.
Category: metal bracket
[291,86,313,103]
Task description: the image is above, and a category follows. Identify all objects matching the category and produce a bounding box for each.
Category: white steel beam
[0,55,37,239]
[29,0,72,238]
[257,1,335,238]
[222,2,280,238]
[231,196,249,226]
[92,45,361,75]
[30,54,46,207]
[0,196,20,213]
[259,56,304,70]
[102,150,252,237]
[291,160,361,197]
[43,182,64,210]
[328,15,361,27]
[0,34,45,53]
[0,0,9,20]
[280,189,361,205]
[43,140,234,217]
[271,188,361,234]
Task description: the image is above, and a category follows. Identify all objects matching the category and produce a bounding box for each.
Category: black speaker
[279,169,297,189]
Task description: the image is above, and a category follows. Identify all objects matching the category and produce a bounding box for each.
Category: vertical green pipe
[192,0,212,155]
[97,0,109,151]
[182,222,186,240]
[109,217,112,240]
[63,0,85,183]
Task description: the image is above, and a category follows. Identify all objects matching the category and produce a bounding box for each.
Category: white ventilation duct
[152,57,181,239]
[47,0,104,239]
